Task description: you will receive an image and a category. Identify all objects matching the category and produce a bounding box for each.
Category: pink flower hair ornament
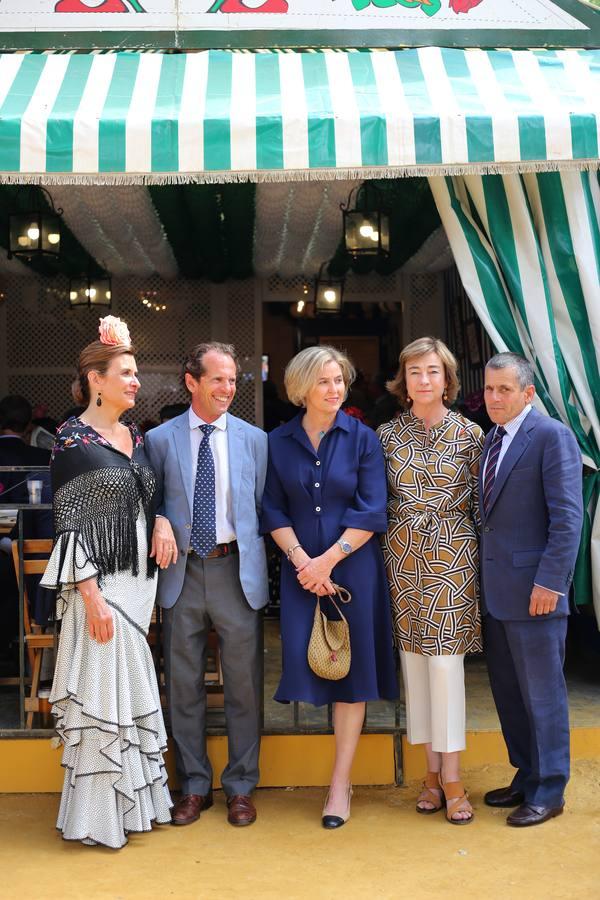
[98,315,131,347]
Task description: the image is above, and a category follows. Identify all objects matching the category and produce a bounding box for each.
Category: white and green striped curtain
[430,171,600,621]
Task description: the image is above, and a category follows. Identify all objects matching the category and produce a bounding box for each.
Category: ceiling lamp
[69,270,112,309]
[314,262,344,315]
[341,183,390,258]
[8,187,63,261]
[140,289,167,312]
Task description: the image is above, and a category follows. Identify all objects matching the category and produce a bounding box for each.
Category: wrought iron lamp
[341,184,390,258]
[314,262,344,315]
[69,270,112,309]
[8,187,63,261]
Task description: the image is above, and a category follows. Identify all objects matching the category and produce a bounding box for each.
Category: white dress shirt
[188,408,236,544]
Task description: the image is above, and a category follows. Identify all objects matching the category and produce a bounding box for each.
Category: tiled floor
[260,619,600,732]
[1,618,599,732]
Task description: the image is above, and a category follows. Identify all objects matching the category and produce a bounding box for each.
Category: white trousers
[400,651,466,753]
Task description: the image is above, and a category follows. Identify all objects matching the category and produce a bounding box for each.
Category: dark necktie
[190,423,217,557]
[483,426,506,515]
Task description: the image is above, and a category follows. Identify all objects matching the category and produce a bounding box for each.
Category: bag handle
[315,583,352,652]
[331,582,351,604]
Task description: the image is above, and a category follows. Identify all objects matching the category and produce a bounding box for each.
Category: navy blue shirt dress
[261,411,398,706]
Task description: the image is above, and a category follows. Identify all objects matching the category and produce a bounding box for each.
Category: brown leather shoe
[227,794,257,827]
[171,791,213,826]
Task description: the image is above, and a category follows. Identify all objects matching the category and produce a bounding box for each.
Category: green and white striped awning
[0,47,599,183]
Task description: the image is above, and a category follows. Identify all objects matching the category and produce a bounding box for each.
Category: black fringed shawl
[49,417,157,583]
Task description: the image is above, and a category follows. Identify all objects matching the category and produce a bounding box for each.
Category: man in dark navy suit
[479,353,583,827]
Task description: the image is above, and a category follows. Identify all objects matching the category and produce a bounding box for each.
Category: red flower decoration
[211,0,288,12]
[55,1,130,11]
[343,406,366,423]
[449,0,484,12]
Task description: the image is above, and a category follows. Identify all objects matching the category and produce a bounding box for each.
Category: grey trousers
[162,551,262,797]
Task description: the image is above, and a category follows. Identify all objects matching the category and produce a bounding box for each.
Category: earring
[443,389,448,402]
[96,393,102,407]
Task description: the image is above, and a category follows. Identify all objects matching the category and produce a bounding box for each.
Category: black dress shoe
[484,786,525,808]
[507,802,564,827]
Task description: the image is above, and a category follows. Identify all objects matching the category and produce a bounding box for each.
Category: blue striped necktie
[190,423,217,557]
[483,426,506,515]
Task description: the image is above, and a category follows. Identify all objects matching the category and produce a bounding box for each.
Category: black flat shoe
[484,786,525,808]
[322,784,352,829]
[507,802,564,827]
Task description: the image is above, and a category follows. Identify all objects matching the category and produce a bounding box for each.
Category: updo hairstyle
[71,340,135,406]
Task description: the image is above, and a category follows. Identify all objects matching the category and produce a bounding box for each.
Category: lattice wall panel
[7,279,101,370]
[267,272,398,300]
[3,273,219,425]
[404,273,445,344]
[8,372,76,422]
[116,276,211,367]
[227,280,258,424]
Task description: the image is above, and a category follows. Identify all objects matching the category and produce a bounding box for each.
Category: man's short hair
[486,352,535,390]
[181,342,239,389]
[0,395,33,433]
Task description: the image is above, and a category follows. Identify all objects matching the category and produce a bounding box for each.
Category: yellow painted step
[1,728,599,793]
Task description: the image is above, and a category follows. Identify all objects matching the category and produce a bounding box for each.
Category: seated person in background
[365,373,400,430]
[0,395,53,652]
[30,416,59,452]
[0,394,53,530]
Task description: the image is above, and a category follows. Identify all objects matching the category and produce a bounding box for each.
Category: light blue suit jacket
[145,410,269,611]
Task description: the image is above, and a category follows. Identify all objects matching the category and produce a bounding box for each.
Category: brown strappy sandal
[415,772,445,815]
[440,779,474,825]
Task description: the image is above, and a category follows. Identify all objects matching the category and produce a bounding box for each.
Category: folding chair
[11,539,54,728]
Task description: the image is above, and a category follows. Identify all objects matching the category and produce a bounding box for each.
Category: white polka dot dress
[41,510,172,849]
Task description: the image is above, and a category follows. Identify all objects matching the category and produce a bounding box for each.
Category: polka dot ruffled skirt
[42,514,172,848]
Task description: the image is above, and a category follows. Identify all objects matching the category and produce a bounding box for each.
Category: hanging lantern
[314,262,345,315]
[68,271,112,309]
[8,187,63,261]
[341,184,390,258]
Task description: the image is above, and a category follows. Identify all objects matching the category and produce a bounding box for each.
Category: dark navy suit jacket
[478,408,583,621]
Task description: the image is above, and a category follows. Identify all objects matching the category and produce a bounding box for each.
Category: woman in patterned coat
[378,336,484,825]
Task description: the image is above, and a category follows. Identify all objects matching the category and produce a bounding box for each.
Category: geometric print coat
[378,410,484,656]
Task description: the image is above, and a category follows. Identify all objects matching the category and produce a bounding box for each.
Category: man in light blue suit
[146,342,268,828]
[479,353,583,828]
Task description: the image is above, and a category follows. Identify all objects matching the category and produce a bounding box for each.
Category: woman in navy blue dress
[261,346,397,829]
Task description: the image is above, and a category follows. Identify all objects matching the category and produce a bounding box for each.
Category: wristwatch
[337,538,352,555]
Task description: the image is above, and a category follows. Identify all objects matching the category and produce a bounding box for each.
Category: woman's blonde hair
[387,336,460,409]
[284,345,356,408]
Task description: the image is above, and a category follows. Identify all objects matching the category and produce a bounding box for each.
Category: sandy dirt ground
[1,760,599,900]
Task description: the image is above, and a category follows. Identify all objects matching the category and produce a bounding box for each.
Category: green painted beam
[148,183,255,282]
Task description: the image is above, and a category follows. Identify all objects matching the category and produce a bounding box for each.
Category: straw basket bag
[307,584,352,680]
